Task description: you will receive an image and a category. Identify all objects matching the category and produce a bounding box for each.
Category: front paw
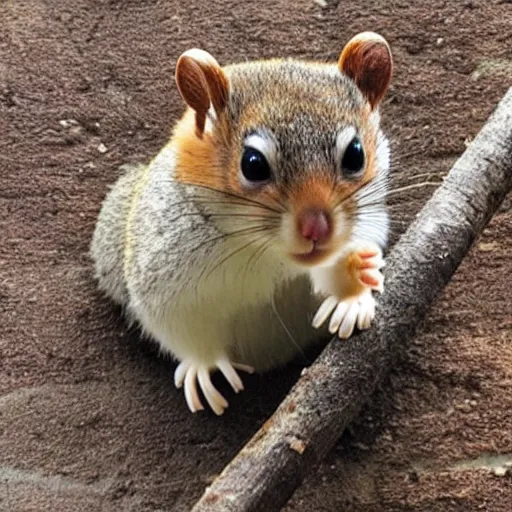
[174,358,254,415]
[311,244,384,339]
[312,289,376,339]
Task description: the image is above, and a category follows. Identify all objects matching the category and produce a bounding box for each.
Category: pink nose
[299,209,331,243]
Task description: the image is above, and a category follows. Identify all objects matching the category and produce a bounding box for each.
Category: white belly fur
[140,251,325,372]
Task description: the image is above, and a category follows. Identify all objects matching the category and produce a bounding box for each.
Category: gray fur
[90,163,144,305]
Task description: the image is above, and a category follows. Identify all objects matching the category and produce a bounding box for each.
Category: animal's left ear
[338,32,393,110]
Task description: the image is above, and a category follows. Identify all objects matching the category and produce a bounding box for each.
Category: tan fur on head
[175,49,229,138]
[338,32,393,109]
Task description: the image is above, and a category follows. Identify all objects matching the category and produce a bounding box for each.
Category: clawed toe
[174,358,254,415]
[217,359,245,393]
[312,288,377,341]
[356,291,375,330]
[174,360,190,388]
[184,365,204,413]
[197,367,228,415]
[312,296,339,329]
[360,268,384,292]
[357,248,385,292]
[333,300,360,339]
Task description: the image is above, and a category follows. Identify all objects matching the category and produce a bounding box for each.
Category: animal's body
[90,32,393,415]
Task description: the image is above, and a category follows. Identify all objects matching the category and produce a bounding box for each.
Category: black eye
[341,137,365,176]
[241,147,271,183]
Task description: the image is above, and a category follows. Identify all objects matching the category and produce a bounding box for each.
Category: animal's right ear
[175,49,229,138]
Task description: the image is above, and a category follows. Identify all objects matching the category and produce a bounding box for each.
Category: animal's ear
[338,32,393,110]
[175,49,229,137]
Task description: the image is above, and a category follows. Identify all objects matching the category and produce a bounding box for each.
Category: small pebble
[59,119,79,128]
[493,466,508,477]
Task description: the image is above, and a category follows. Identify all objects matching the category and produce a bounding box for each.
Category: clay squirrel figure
[90,32,393,415]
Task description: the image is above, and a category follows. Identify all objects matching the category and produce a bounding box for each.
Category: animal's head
[172,32,392,268]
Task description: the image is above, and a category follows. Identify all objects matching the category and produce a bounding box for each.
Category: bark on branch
[191,88,512,512]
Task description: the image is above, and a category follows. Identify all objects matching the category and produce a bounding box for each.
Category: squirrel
[90,32,393,416]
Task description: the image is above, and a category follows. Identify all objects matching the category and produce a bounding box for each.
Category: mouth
[291,245,331,265]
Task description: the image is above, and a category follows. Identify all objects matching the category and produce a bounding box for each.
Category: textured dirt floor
[1,1,511,511]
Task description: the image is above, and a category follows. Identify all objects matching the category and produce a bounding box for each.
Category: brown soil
[1,1,511,511]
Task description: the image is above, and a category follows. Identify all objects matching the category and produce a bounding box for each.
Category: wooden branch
[191,88,512,512]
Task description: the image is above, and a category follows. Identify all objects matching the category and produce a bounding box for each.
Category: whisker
[334,178,382,209]
[240,235,275,292]
[248,236,275,274]
[336,175,440,214]
[354,215,410,227]
[201,233,270,283]
[153,201,282,226]
[189,225,277,254]
[386,201,422,209]
[180,181,286,214]
[244,237,271,274]
[386,181,441,197]
[343,193,421,210]
[349,208,413,222]
[175,211,281,223]
[166,197,281,214]
[270,293,309,364]
[202,213,280,221]
[400,171,447,182]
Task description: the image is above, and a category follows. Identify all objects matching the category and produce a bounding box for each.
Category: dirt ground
[1,0,511,511]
